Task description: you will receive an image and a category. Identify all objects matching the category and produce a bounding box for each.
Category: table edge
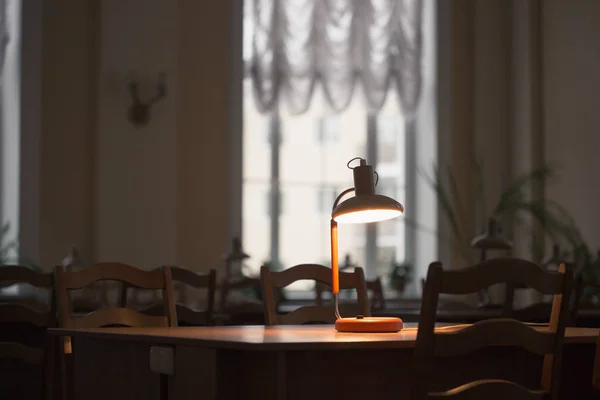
[48,326,598,350]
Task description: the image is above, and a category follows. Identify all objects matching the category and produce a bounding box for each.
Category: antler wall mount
[127,72,167,127]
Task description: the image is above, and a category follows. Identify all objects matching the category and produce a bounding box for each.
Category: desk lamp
[223,237,250,279]
[470,217,512,306]
[331,157,404,332]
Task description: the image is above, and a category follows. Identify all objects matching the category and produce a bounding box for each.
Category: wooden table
[50,325,600,400]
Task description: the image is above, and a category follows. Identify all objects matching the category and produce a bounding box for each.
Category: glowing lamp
[331,158,404,332]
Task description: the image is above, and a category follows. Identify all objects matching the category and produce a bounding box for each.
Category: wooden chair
[261,263,370,325]
[413,258,572,399]
[55,263,177,332]
[55,263,177,400]
[0,266,55,400]
[123,267,217,326]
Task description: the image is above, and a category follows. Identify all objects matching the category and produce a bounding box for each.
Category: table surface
[49,324,599,351]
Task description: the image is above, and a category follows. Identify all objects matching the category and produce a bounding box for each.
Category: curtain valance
[250,0,423,117]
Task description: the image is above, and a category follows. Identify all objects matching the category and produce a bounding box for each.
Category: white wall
[21,1,236,272]
[95,1,178,267]
[543,0,600,248]
[24,0,600,274]
[96,1,235,271]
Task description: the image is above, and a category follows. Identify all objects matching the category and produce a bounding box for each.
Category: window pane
[242,5,414,294]
[376,99,407,286]
[242,78,270,273]
[276,89,367,290]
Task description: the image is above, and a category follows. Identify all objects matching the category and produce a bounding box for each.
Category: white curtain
[0,1,7,81]
[250,0,423,117]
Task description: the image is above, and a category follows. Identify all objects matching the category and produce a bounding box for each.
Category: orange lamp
[331,157,404,333]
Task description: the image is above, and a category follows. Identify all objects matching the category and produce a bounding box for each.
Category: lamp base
[335,316,403,333]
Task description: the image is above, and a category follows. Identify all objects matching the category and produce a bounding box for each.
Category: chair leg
[160,373,169,400]
[59,339,73,400]
[43,335,55,400]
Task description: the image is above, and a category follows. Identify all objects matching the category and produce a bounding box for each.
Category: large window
[241,0,435,294]
[1,0,20,257]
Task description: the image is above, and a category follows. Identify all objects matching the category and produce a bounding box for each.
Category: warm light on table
[331,157,404,332]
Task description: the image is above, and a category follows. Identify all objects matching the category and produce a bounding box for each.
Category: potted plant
[409,157,585,267]
[389,261,413,294]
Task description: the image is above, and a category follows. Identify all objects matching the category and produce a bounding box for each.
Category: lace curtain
[250,0,423,118]
[0,0,8,81]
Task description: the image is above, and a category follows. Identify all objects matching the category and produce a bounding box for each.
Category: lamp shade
[332,194,404,224]
[222,237,250,262]
[331,158,404,223]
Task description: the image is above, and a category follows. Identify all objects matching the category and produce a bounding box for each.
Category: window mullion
[365,113,378,280]
[404,119,417,270]
[269,110,281,268]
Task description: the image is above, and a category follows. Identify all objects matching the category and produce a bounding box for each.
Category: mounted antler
[128,72,167,127]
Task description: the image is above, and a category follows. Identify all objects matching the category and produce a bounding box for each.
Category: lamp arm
[331,187,354,321]
[332,188,355,210]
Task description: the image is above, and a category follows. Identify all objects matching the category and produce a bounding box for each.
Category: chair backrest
[504,263,578,326]
[0,266,55,399]
[413,258,572,400]
[132,267,217,326]
[261,263,370,325]
[55,263,177,330]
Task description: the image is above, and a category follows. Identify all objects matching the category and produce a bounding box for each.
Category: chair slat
[261,264,370,325]
[0,266,53,287]
[429,379,547,400]
[60,262,166,290]
[0,342,44,365]
[0,303,52,327]
[169,267,213,288]
[434,319,555,357]
[279,305,335,325]
[269,263,362,289]
[70,307,169,329]
[174,305,210,326]
[439,258,564,295]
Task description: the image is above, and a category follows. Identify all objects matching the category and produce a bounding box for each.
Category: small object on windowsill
[223,236,250,280]
[470,217,513,305]
[389,260,413,295]
[543,244,566,272]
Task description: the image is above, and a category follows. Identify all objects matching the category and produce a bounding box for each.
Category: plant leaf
[494,164,557,215]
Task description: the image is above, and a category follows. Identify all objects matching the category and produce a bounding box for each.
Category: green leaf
[494,164,557,215]
[419,165,472,264]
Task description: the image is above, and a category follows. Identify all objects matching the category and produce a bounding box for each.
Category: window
[317,117,340,145]
[317,186,337,214]
[241,0,436,294]
[1,0,19,255]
